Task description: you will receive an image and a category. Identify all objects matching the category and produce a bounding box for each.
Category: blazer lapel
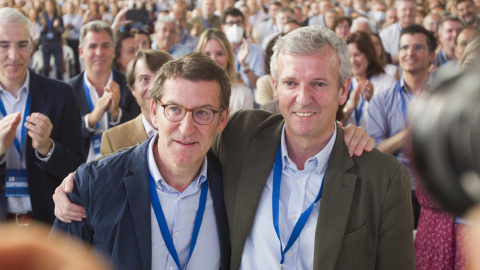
[230,119,283,269]
[128,115,148,145]
[26,71,45,169]
[124,141,152,270]
[313,127,356,269]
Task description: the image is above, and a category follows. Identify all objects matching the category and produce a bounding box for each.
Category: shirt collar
[280,123,337,175]
[0,69,30,99]
[83,70,113,92]
[147,135,208,193]
[399,74,433,95]
[141,114,157,138]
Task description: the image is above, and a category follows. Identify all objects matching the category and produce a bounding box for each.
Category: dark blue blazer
[67,70,141,156]
[0,70,85,224]
[52,138,231,270]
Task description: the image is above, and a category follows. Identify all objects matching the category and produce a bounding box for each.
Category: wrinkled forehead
[0,22,30,41]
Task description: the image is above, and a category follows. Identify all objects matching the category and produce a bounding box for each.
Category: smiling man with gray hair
[213,25,415,269]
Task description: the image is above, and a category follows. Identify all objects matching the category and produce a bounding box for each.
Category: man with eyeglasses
[368,24,437,229]
[222,7,264,91]
[0,8,84,225]
[52,53,232,270]
[67,21,140,161]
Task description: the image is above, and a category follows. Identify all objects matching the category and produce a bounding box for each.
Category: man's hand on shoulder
[52,172,86,223]
[338,122,375,157]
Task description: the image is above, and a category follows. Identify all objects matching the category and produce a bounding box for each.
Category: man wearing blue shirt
[153,16,192,59]
[52,53,231,270]
[368,24,437,228]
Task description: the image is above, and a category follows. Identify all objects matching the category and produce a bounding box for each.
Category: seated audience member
[52,53,232,270]
[153,16,192,59]
[252,1,282,44]
[351,16,375,33]
[332,16,352,40]
[101,50,173,155]
[188,0,222,37]
[368,24,438,229]
[170,9,198,52]
[256,34,283,106]
[131,29,151,50]
[343,31,396,128]
[68,21,140,161]
[262,7,294,51]
[455,27,480,61]
[197,29,253,114]
[380,0,417,64]
[459,35,480,68]
[383,6,398,29]
[222,7,265,90]
[433,17,464,67]
[456,0,479,27]
[113,32,138,75]
[370,33,400,79]
[422,12,443,42]
[324,9,340,29]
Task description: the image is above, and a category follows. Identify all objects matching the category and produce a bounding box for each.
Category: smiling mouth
[176,140,196,145]
[295,112,315,117]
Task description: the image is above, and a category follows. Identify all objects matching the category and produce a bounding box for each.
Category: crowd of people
[1,0,480,269]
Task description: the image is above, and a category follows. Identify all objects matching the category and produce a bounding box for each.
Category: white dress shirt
[240,124,337,270]
[83,72,122,161]
[147,136,221,270]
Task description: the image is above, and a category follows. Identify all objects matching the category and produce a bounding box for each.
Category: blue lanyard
[83,72,114,129]
[180,30,188,45]
[149,172,209,270]
[397,81,407,124]
[202,17,211,29]
[349,81,366,126]
[0,93,31,159]
[272,144,325,266]
[440,50,448,65]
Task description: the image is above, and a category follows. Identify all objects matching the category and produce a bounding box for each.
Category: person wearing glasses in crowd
[0,8,84,226]
[368,24,437,230]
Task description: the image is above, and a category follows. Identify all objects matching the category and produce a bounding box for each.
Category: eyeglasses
[225,20,244,26]
[0,41,31,54]
[160,103,223,125]
[399,44,426,53]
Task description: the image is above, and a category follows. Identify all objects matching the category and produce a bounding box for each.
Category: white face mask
[374,11,386,22]
[225,24,244,44]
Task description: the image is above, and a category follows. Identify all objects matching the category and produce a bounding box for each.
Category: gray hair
[270,25,351,89]
[0,8,31,37]
[79,20,114,48]
[351,16,377,33]
[155,16,176,31]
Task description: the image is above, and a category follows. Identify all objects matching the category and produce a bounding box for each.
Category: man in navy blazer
[67,21,140,160]
[53,53,231,269]
[0,8,84,225]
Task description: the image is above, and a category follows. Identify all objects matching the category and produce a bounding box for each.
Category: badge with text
[5,169,30,197]
[91,133,103,156]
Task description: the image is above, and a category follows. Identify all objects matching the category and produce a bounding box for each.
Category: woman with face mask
[197,29,254,114]
[342,31,397,128]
